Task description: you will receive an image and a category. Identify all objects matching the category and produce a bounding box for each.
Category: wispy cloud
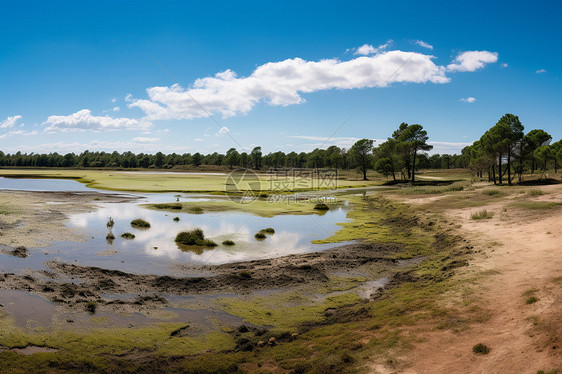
[536,69,547,74]
[0,115,23,129]
[132,137,160,143]
[353,40,393,55]
[414,40,433,50]
[501,63,508,68]
[216,126,230,136]
[460,97,476,103]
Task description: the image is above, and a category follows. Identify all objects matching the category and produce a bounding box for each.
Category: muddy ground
[0,190,408,316]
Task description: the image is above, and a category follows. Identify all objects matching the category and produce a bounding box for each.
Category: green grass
[130,218,150,228]
[120,232,135,239]
[527,189,545,196]
[222,239,235,246]
[254,232,267,240]
[471,210,494,220]
[511,201,562,210]
[147,199,331,217]
[472,343,490,354]
[175,228,217,247]
[482,189,503,196]
[259,227,275,234]
[0,168,384,193]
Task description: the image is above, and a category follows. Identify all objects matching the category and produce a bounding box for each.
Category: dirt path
[383,184,562,373]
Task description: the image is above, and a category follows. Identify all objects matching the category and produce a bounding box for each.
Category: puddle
[0,289,57,328]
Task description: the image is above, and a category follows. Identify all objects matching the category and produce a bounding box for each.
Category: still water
[0,177,350,276]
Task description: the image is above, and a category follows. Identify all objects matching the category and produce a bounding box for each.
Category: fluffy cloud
[129,50,472,121]
[353,40,392,55]
[128,49,497,122]
[216,126,230,136]
[460,97,476,103]
[414,40,433,49]
[447,51,498,72]
[43,109,151,132]
[536,69,546,74]
[0,115,23,129]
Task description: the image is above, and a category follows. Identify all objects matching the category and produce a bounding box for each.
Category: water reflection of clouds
[64,195,349,271]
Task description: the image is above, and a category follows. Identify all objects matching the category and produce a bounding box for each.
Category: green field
[0,169,384,193]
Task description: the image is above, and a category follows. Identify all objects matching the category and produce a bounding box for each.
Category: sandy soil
[375,183,562,373]
[0,191,137,248]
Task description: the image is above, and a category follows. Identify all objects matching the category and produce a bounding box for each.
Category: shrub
[106,232,115,240]
[86,301,97,314]
[314,203,330,211]
[471,210,494,220]
[106,217,114,228]
[526,296,539,304]
[131,219,150,228]
[259,228,275,234]
[254,232,266,240]
[173,216,180,221]
[154,203,182,210]
[222,240,235,246]
[175,229,217,247]
[472,343,490,354]
[121,232,135,239]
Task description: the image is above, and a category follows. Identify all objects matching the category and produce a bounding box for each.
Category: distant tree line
[0,114,559,183]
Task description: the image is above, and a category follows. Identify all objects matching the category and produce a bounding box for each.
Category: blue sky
[1,0,560,155]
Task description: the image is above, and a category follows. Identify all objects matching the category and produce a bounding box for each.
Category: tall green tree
[350,139,374,180]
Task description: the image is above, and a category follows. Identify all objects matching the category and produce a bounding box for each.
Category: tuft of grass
[254,232,267,240]
[153,203,182,210]
[121,232,135,239]
[259,228,275,235]
[85,301,97,314]
[482,189,502,196]
[526,296,539,304]
[106,232,115,241]
[222,240,235,246]
[527,189,545,196]
[537,370,559,374]
[106,217,114,228]
[173,216,180,221]
[175,229,217,247]
[471,210,494,220]
[130,218,150,228]
[187,207,204,214]
[472,343,490,354]
[314,203,330,211]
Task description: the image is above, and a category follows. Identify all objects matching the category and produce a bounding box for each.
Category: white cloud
[536,69,546,74]
[111,98,117,103]
[447,51,498,72]
[1,115,23,129]
[194,138,203,142]
[216,126,230,136]
[501,63,508,68]
[353,40,392,55]
[132,137,160,143]
[460,97,476,103]
[43,109,151,132]
[113,106,120,112]
[414,40,433,50]
[130,50,488,121]
[0,129,38,139]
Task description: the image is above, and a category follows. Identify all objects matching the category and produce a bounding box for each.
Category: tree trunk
[492,164,497,185]
[507,148,512,185]
[411,151,417,183]
[498,153,503,185]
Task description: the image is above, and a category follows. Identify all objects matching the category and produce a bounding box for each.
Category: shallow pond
[0,178,351,276]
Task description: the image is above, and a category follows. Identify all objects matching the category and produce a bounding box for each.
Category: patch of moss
[121,232,135,239]
[175,229,217,247]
